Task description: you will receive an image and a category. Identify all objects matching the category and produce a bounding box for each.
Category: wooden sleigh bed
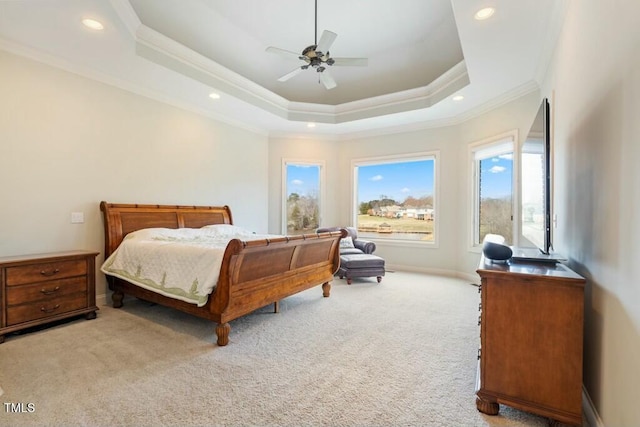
[100,201,345,346]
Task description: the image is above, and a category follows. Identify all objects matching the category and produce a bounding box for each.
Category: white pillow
[340,236,355,248]
[200,224,254,238]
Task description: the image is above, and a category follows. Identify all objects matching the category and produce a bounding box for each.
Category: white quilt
[101,224,280,307]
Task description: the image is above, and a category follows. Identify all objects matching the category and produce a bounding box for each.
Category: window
[521,132,546,249]
[283,160,323,235]
[470,132,517,246]
[353,153,437,243]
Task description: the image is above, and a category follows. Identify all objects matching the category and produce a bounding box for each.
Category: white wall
[0,51,269,302]
[541,1,640,425]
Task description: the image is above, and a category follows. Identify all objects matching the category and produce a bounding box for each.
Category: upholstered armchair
[316,226,376,255]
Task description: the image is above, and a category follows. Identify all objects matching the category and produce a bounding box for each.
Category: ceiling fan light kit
[266,0,367,90]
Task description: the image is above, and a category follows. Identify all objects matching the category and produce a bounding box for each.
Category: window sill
[372,238,439,249]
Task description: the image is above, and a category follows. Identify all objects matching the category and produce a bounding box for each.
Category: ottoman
[338,254,385,285]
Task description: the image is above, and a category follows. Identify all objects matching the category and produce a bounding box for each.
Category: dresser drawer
[6,277,87,306]
[6,259,87,286]
[6,293,88,326]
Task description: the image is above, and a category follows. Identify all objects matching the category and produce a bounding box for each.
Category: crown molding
[453,80,540,124]
[270,80,540,141]
[1,31,538,143]
[335,61,469,115]
[130,17,469,125]
[135,24,290,118]
[108,0,141,38]
[266,132,342,142]
[0,38,268,137]
[286,61,469,123]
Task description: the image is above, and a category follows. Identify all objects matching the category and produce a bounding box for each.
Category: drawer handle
[40,304,60,314]
[40,268,60,277]
[40,286,61,295]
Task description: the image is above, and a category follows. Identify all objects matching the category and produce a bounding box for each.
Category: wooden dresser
[0,251,99,343]
[475,255,585,426]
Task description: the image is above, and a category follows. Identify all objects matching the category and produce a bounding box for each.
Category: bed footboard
[210,231,346,345]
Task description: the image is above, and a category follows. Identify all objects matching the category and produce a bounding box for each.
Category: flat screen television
[521,98,552,254]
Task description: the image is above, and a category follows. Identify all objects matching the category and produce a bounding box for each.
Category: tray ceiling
[0,0,565,137]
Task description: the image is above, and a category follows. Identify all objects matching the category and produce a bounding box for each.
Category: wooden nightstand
[0,250,99,343]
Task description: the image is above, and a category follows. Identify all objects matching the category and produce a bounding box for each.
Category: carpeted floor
[0,271,558,426]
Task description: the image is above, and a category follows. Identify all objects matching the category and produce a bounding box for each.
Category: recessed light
[209,92,221,100]
[307,122,316,128]
[453,95,464,101]
[82,18,104,30]
[474,7,495,20]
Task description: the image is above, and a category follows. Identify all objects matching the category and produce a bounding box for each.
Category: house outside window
[469,132,517,246]
[352,153,438,243]
[283,160,323,235]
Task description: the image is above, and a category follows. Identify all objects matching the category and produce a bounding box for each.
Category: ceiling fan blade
[330,57,368,67]
[318,70,337,90]
[266,46,304,61]
[278,67,304,82]
[316,30,337,55]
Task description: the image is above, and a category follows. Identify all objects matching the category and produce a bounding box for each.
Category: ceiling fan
[265,0,368,90]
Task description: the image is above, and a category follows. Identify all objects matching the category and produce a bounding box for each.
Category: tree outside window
[284,162,322,235]
[470,134,516,246]
[477,155,513,243]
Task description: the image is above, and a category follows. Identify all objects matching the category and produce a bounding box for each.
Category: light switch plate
[71,212,84,224]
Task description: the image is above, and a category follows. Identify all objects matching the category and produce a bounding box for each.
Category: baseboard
[384,263,479,284]
[457,271,480,284]
[384,263,459,278]
[96,293,108,307]
[583,385,604,427]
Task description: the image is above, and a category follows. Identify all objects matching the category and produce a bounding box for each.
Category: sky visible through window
[480,154,513,198]
[287,164,320,196]
[287,156,510,202]
[357,160,434,203]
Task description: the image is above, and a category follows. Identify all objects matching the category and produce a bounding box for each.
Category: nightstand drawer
[6,259,87,286]
[6,293,87,326]
[6,277,88,306]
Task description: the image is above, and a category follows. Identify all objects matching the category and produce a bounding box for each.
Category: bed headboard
[100,201,233,257]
